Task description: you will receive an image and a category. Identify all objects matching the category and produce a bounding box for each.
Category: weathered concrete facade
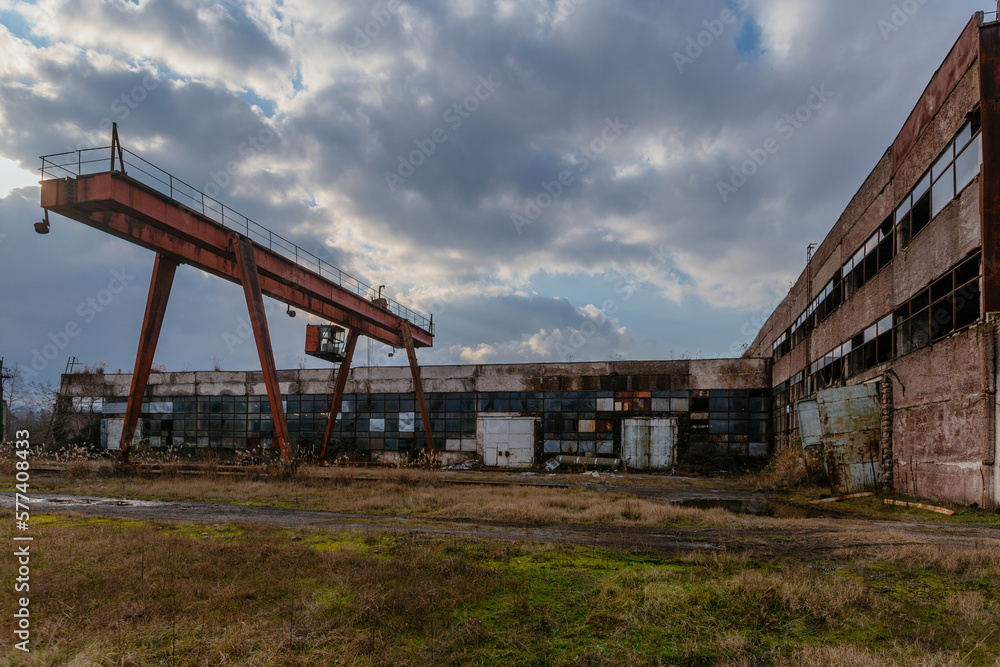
[60,359,772,469]
[746,13,999,508]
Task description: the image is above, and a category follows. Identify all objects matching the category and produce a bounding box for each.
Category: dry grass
[742,446,820,491]
[3,513,999,666]
[27,470,788,531]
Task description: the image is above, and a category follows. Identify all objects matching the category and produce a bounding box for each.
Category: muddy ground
[5,471,999,559]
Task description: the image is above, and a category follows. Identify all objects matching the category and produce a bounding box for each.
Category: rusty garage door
[622,418,676,470]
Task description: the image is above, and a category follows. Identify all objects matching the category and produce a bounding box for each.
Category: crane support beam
[403,322,436,454]
[320,330,359,460]
[119,253,177,460]
[40,173,433,349]
[233,237,292,462]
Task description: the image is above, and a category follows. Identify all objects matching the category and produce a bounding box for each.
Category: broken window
[909,190,931,240]
[884,253,982,363]
[895,122,979,253]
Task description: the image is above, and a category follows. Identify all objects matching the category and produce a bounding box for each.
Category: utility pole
[805,244,817,396]
[0,358,13,441]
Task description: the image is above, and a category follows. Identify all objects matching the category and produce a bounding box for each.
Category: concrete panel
[890,325,993,506]
[688,359,770,390]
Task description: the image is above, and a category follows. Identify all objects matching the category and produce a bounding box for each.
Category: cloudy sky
[0,0,991,385]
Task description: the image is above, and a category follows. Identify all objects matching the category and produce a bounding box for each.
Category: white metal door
[477,415,535,468]
[622,418,676,470]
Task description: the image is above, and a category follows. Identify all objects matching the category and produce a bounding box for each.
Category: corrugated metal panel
[814,384,881,495]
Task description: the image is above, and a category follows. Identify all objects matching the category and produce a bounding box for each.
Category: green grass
[2,513,998,666]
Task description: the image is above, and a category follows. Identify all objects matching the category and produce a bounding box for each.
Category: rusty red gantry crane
[38,125,436,463]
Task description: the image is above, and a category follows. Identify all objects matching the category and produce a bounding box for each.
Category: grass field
[3,464,1000,665]
[1,513,999,666]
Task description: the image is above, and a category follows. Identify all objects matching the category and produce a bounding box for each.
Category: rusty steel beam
[981,21,1000,313]
[39,173,433,348]
[403,321,435,454]
[119,253,177,460]
[319,330,359,460]
[46,205,426,348]
[233,237,292,462]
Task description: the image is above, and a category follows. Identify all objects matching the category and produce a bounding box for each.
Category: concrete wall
[891,323,995,507]
[59,358,772,399]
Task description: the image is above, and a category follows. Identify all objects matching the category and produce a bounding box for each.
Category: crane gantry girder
[39,172,433,350]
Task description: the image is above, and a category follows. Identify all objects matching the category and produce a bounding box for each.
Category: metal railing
[40,145,433,335]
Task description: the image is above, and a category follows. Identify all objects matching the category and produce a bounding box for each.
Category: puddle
[36,496,167,508]
[673,498,830,519]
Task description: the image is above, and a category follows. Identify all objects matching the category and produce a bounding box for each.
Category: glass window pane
[913,172,931,199]
[709,420,728,434]
[932,143,953,181]
[864,235,878,255]
[932,164,954,218]
[955,135,981,193]
[877,315,893,335]
[956,122,972,151]
[896,196,911,222]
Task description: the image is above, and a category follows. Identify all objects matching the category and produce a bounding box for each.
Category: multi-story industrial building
[746,12,998,507]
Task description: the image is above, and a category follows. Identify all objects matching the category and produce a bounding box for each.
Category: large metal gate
[477,415,536,468]
[622,418,676,470]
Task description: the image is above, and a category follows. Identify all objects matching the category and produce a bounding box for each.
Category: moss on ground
[2,513,998,665]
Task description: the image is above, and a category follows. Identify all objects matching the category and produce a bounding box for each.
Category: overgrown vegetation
[2,515,998,665]
[742,445,826,491]
[26,469,736,529]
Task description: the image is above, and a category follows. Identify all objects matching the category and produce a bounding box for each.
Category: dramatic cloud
[0,0,989,383]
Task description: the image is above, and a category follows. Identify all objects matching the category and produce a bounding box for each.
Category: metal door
[477,415,536,468]
[622,418,676,470]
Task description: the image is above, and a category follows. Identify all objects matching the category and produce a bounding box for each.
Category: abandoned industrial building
[58,359,771,470]
[746,12,999,508]
[45,11,1000,510]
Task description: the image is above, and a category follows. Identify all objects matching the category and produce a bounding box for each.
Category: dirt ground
[6,468,999,560]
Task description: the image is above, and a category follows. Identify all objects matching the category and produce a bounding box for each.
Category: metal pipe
[553,455,622,469]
